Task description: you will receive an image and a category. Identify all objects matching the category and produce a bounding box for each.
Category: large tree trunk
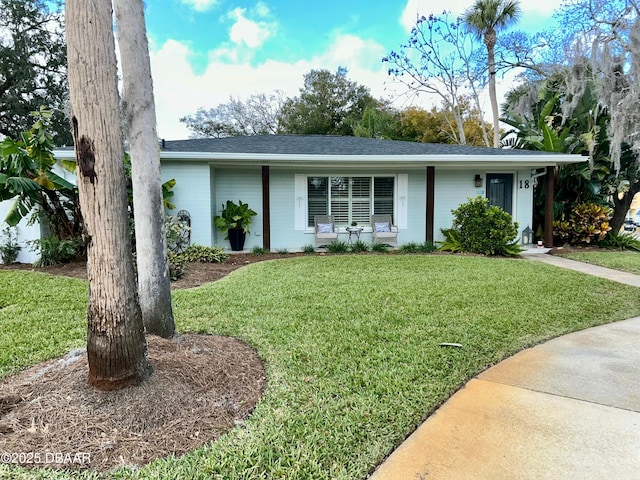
[113,0,175,338]
[611,185,640,233]
[66,0,151,391]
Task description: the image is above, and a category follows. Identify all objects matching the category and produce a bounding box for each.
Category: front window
[307,176,394,227]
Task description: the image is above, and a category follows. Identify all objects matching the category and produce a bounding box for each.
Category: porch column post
[262,166,271,250]
[426,166,435,243]
[544,166,555,248]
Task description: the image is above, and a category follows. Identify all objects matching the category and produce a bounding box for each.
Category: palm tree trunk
[487,42,501,148]
[66,0,151,391]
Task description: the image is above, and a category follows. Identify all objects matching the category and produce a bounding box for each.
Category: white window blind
[304,175,395,227]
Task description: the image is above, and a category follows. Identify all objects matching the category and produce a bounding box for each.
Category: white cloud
[181,0,219,13]
[400,0,557,32]
[227,7,275,49]
[149,31,393,140]
[150,39,308,139]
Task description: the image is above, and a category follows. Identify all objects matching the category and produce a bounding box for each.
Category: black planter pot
[228,228,246,251]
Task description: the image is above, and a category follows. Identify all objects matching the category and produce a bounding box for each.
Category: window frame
[305,174,397,229]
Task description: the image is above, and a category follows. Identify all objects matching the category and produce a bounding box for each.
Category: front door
[486,174,513,214]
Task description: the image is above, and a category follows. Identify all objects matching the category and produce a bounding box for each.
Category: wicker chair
[314,215,339,247]
[371,214,398,246]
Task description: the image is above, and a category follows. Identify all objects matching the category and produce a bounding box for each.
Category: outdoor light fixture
[474,174,483,188]
[522,226,534,245]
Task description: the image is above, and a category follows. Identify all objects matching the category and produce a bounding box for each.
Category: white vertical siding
[213,166,263,250]
[161,161,213,247]
[433,170,479,241]
[514,169,534,236]
[0,200,41,264]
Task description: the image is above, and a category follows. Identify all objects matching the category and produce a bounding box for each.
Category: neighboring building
[3,135,583,261]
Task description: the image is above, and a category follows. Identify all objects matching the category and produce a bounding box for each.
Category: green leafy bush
[167,251,187,281]
[440,197,521,257]
[276,248,289,254]
[598,231,640,251]
[302,244,316,254]
[439,228,463,253]
[419,241,438,253]
[371,243,389,253]
[399,242,438,253]
[165,215,191,254]
[553,203,612,245]
[350,240,370,253]
[251,246,268,255]
[30,236,80,267]
[180,244,229,263]
[0,226,21,264]
[326,240,349,254]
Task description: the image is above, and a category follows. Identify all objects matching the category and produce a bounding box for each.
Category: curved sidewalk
[370,254,640,479]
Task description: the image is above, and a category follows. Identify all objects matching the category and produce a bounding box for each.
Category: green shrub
[167,251,187,281]
[326,240,349,254]
[165,214,191,254]
[399,242,421,253]
[553,203,612,245]
[181,244,229,263]
[350,240,370,253]
[0,226,21,264]
[419,241,438,253]
[251,246,268,255]
[302,244,316,254]
[276,248,289,254]
[439,228,463,252]
[371,243,389,253]
[599,231,640,251]
[30,236,80,267]
[440,197,521,257]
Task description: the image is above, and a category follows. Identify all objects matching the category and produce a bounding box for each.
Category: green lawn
[560,250,640,275]
[2,255,640,479]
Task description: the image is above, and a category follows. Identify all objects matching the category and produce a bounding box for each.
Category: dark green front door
[486,174,513,214]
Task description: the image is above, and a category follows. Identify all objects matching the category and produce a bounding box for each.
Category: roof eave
[158,151,584,167]
[53,149,585,167]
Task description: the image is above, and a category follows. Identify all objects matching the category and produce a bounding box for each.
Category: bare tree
[114,0,175,338]
[383,11,491,147]
[66,0,151,390]
[181,91,285,138]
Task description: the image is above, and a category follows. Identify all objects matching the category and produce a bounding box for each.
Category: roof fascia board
[53,149,584,167]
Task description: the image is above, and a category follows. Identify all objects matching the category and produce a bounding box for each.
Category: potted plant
[213,200,257,251]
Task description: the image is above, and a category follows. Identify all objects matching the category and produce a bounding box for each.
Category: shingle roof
[162,135,560,157]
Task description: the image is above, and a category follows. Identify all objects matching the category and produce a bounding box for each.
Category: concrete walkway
[370,253,640,479]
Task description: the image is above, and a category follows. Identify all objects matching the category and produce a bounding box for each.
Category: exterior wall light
[474,174,483,188]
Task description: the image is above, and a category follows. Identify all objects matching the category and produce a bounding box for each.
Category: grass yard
[560,250,640,275]
[2,255,640,479]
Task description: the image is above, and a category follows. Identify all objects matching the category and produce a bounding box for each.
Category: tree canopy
[278,68,375,136]
[0,0,70,146]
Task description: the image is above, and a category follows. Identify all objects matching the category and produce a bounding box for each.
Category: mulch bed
[0,254,292,472]
[0,252,302,289]
[0,334,266,472]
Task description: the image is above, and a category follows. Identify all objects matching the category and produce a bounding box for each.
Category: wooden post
[426,167,435,243]
[262,166,270,251]
[544,166,555,248]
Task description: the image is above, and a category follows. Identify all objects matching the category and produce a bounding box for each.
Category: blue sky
[143,0,558,139]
